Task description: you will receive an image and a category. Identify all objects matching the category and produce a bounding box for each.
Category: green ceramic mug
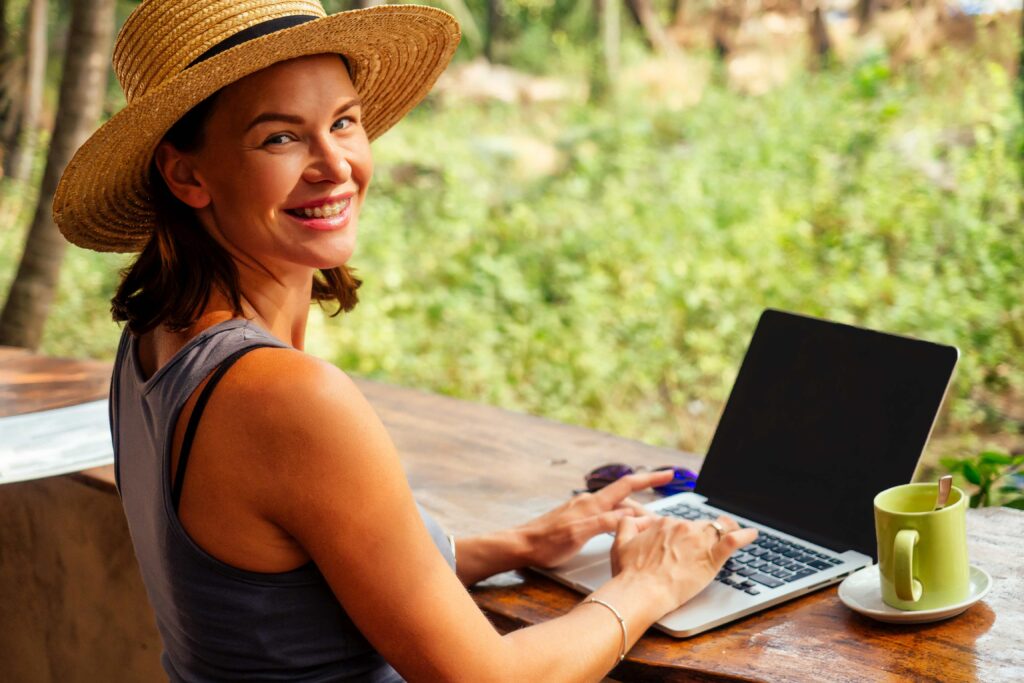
[873,482,970,610]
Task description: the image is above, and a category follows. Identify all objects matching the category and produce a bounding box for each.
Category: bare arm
[236,351,754,682]
[452,474,666,587]
[451,529,529,586]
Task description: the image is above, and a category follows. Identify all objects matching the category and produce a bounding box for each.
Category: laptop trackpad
[551,534,615,575]
[563,559,613,591]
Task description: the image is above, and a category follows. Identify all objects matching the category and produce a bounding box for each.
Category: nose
[303,134,352,185]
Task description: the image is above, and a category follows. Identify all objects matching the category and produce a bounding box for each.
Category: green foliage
[941,451,1024,509]
[0,177,129,358]
[2,41,1022,460]
[851,53,892,100]
[303,47,1022,451]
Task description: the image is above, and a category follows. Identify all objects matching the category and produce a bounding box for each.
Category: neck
[195,265,314,350]
[187,212,326,350]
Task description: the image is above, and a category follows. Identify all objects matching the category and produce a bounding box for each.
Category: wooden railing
[1,347,1021,682]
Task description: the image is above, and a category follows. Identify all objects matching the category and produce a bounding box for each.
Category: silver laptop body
[539,492,871,637]
[538,309,958,638]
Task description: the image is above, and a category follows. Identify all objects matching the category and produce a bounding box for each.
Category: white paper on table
[0,400,113,485]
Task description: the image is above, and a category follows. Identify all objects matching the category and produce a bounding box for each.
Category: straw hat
[53,1,460,253]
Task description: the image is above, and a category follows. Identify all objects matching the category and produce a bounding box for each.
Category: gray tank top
[110,318,454,682]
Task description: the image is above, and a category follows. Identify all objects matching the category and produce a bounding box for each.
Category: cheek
[352,140,374,193]
[212,157,300,216]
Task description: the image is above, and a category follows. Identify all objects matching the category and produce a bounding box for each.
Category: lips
[284,194,352,219]
[284,196,354,232]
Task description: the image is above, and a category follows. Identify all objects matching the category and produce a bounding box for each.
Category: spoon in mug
[934,475,953,511]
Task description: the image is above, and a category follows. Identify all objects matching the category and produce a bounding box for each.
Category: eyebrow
[243,98,363,133]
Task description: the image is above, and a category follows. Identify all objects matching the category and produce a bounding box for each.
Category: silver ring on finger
[707,520,725,541]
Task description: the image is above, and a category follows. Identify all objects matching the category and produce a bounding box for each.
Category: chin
[310,248,356,270]
[311,232,358,270]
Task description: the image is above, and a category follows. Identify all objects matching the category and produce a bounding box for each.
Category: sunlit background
[1,0,1021,488]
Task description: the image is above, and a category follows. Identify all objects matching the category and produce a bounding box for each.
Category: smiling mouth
[284,196,352,219]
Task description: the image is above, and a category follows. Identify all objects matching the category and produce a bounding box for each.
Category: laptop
[538,308,959,637]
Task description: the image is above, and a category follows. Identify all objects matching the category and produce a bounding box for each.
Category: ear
[153,141,211,209]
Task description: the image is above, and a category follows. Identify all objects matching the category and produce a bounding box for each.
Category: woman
[55,2,756,681]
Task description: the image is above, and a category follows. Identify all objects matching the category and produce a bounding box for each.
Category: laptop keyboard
[658,502,844,596]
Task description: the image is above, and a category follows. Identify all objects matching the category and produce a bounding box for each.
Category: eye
[332,116,355,131]
[263,133,295,146]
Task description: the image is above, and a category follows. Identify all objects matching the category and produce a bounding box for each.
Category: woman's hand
[515,470,676,569]
[610,513,758,614]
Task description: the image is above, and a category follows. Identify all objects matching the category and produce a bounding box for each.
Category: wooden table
[1,347,1022,682]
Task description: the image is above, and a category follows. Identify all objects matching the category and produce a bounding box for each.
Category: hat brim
[53,5,460,253]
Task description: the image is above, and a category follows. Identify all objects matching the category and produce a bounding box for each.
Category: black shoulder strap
[171,344,277,512]
[111,326,138,498]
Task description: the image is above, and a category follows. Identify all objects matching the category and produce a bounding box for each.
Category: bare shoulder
[226,345,353,400]
[217,346,376,443]
[209,345,407,546]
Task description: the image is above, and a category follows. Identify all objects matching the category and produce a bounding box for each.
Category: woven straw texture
[53,1,460,253]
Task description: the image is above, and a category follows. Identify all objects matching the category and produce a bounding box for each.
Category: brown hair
[111,89,361,336]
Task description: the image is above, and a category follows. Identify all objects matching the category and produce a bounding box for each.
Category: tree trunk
[590,0,622,102]
[808,2,832,69]
[0,0,7,57]
[604,0,620,79]
[0,0,116,350]
[484,0,501,62]
[672,0,688,29]
[435,0,482,53]
[711,0,740,60]
[7,0,46,182]
[855,0,875,34]
[628,0,676,55]
[0,0,22,174]
[0,60,22,177]
[0,53,22,157]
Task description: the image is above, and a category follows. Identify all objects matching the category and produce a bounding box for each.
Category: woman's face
[162,53,373,278]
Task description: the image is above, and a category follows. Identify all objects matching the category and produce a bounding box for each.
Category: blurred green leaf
[962,462,982,486]
[1005,498,1024,510]
[939,457,964,471]
[3,32,1022,469]
[979,452,1012,465]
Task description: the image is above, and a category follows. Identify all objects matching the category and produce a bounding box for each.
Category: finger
[610,516,643,575]
[612,515,641,549]
[699,515,743,545]
[630,515,658,534]
[710,527,759,567]
[575,509,633,539]
[614,497,649,516]
[715,515,742,533]
[594,470,674,507]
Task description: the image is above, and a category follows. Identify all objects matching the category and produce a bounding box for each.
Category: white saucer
[838,564,991,624]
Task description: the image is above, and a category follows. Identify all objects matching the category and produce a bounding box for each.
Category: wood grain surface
[3,347,1022,682]
[0,349,109,414]
[474,508,1023,682]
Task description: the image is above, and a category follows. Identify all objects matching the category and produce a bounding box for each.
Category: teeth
[299,197,350,218]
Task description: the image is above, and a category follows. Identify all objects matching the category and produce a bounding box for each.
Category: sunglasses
[582,463,698,496]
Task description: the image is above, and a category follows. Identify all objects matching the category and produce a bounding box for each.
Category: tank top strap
[171,342,279,511]
[110,317,453,680]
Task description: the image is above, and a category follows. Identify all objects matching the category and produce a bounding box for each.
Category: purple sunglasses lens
[585,464,635,491]
[652,466,698,495]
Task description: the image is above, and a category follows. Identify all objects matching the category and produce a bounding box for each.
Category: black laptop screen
[694,309,958,559]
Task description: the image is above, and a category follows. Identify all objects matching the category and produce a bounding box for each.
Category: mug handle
[894,529,922,602]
